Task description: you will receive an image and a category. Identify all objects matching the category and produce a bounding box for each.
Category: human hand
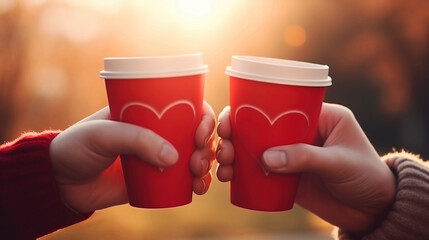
[50,101,215,214]
[216,103,395,234]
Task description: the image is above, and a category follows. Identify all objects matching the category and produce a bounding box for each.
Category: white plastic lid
[225,56,332,87]
[100,53,209,79]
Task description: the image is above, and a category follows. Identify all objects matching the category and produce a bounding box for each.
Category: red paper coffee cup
[100,53,208,208]
[226,56,332,211]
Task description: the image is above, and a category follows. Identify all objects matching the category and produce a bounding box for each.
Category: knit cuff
[336,151,429,240]
[0,131,93,240]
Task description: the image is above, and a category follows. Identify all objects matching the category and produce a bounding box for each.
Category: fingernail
[201,159,209,173]
[263,150,287,169]
[216,143,222,158]
[197,178,206,195]
[159,143,178,165]
[204,135,210,147]
[203,125,213,146]
[201,178,206,192]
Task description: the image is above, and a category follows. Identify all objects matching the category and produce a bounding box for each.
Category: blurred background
[1,0,428,239]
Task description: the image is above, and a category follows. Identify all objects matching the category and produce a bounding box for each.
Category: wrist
[337,151,429,239]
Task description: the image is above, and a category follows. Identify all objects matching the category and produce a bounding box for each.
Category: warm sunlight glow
[46,0,122,13]
[0,0,15,13]
[173,0,215,21]
[39,5,102,43]
[284,24,307,47]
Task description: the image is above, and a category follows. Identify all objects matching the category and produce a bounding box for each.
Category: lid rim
[100,66,209,79]
[226,56,332,87]
[100,53,208,79]
[225,67,332,87]
[232,55,329,70]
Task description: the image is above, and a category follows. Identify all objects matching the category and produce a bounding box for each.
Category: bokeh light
[284,25,306,47]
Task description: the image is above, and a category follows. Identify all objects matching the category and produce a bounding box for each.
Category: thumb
[262,143,337,175]
[81,120,179,168]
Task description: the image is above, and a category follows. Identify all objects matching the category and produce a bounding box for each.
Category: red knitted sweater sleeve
[0,131,93,240]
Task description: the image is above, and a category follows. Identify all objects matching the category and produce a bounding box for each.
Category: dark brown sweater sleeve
[0,131,93,240]
[336,151,429,240]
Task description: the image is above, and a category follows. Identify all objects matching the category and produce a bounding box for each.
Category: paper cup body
[226,56,331,211]
[101,53,208,208]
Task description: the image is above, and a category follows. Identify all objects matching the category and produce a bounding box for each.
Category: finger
[84,120,179,168]
[262,143,338,176]
[217,106,231,139]
[189,146,214,178]
[77,106,111,123]
[317,102,358,143]
[216,139,234,165]
[261,103,363,175]
[195,101,216,149]
[193,171,212,195]
[216,164,233,182]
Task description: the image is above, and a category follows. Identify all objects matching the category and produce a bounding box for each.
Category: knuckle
[337,105,356,121]
[286,144,312,169]
[135,128,159,149]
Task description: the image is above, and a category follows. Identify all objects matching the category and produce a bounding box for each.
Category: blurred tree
[306,0,429,158]
[0,4,27,142]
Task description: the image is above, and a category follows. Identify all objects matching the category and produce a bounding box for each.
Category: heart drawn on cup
[234,105,309,175]
[120,100,196,172]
